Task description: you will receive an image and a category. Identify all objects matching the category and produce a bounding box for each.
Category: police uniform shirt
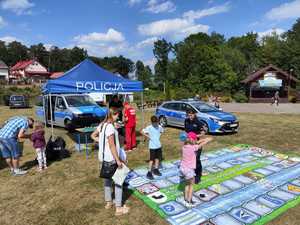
[184,118,204,134]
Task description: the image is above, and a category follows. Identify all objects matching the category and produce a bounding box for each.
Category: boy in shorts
[142,116,164,180]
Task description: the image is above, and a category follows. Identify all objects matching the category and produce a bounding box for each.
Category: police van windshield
[65,95,97,107]
[10,95,24,101]
[191,103,218,112]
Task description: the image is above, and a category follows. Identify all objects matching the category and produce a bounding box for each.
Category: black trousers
[194,148,202,184]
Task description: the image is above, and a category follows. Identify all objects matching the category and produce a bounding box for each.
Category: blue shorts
[0,138,20,159]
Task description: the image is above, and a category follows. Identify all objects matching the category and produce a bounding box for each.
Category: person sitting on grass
[179,131,212,207]
[30,121,47,172]
[142,115,164,180]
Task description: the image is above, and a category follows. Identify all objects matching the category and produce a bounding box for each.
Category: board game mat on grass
[125,145,300,225]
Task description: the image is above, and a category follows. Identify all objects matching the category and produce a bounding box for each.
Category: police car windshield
[191,103,218,112]
[65,95,96,107]
[11,96,24,101]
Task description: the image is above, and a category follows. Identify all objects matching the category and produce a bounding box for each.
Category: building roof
[242,64,299,83]
[50,72,64,79]
[0,60,8,69]
[10,60,34,71]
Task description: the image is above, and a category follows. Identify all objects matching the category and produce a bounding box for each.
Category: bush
[233,91,248,103]
[220,96,233,103]
[289,96,297,103]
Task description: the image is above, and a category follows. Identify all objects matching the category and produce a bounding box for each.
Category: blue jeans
[0,138,20,159]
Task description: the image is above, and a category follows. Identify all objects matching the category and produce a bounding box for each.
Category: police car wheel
[65,119,75,131]
[159,116,167,127]
[201,121,209,134]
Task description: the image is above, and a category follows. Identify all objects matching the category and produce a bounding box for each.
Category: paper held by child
[112,163,130,186]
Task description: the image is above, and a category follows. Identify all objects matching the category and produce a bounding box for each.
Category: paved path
[221,103,300,114]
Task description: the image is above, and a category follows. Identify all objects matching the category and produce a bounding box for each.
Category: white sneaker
[13,168,27,176]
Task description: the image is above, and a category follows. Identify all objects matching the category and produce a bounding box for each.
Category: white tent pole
[141,91,144,129]
[49,93,54,139]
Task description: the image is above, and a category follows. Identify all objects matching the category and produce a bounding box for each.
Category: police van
[35,94,107,130]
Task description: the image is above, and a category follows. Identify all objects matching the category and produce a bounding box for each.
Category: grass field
[0,106,300,225]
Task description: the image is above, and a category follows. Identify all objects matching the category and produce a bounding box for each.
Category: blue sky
[0,0,300,68]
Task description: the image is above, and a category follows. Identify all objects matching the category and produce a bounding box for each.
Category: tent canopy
[42,59,143,94]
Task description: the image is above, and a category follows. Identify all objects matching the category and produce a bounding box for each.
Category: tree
[153,39,172,96]
[6,41,29,66]
[29,43,48,67]
[135,60,152,88]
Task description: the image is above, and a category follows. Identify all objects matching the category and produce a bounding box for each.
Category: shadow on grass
[0,157,7,170]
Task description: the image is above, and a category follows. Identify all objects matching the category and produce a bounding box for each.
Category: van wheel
[64,119,75,131]
[159,116,167,127]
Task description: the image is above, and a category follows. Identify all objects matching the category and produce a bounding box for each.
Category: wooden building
[242,64,299,103]
[10,60,50,83]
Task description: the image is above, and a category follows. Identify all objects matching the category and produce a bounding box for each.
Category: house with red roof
[10,59,50,83]
[0,60,9,81]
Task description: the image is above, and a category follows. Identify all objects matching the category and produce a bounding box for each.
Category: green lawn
[0,106,299,225]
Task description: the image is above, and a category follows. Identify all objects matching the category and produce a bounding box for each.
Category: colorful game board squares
[256,195,284,209]
[128,176,149,188]
[268,189,295,201]
[236,156,252,163]
[176,195,203,207]
[147,191,168,204]
[208,184,231,195]
[243,200,272,216]
[266,156,282,162]
[233,175,255,185]
[160,168,179,177]
[167,209,207,225]
[273,160,298,169]
[222,179,244,190]
[195,189,218,202]
[134,167,149,176]
[275,153,289,160]
[136,183,159,195]
[230,207,260,224]
[205,153,219,158]
[152,179,173,189]
[161,161,177,169]
[244,171,264,180]
[253,168,274,176]
[199,221,215,225]
[125,170,138,183]
[264,165,283,172]
[211,213,243,225]
[291,179,300,187]
[217,162,233,169]
[159,201,187,216]
[206,166,223,173]
[167,175,182,184]
[280,183,300,195]
[227,159,243,165]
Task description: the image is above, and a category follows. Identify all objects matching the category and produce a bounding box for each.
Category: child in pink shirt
[179,132,212,207]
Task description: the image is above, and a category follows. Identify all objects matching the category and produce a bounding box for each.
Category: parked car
[35,94,108,130]
[9,95,29,109]
[155,100,239,133]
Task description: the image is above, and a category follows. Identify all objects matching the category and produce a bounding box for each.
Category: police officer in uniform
[184,109,206,184]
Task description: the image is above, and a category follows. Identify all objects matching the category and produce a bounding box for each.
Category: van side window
[56,97,66,109]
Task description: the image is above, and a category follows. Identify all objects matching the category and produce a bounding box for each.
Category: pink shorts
[180,167,195,180]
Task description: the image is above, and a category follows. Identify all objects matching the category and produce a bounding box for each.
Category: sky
[0,0,300,68]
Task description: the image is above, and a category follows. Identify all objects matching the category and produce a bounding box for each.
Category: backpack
[46,136,70,161]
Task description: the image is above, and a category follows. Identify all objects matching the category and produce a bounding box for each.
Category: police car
[155,100,239,133]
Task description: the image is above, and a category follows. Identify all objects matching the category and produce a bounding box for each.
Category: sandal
[115,205,130,216]
[105,201,113,209]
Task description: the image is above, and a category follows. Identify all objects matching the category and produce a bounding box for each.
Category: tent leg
[141,92,144,129]
[49,93,54,139]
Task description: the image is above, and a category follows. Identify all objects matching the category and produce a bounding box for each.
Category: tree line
[136,18,300,100]
[0,42,135,78]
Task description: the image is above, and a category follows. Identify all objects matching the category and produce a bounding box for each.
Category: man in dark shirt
[184,110,206,184]
[109,95,123,121]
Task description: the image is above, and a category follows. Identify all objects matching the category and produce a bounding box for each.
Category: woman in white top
[91,108,129,216]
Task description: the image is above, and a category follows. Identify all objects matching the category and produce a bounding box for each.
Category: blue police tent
[42,58,144,136]
[43,58,143,94]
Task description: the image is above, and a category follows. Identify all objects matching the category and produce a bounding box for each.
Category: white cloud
[138,18,209,39]
[44,44,55,51]
[138,3,231,40]
[74,28,125,44]
[257,28,285,39]
[0,36,22,44]
[0,0,35,15]
[145,0,176,14]
[183,2,230,20]
[0,16,7,28]
[144,57,157,71]
[72,28,128,57]
[265,0,300,20]
[136,37,158,48]
[128,0,142,6]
